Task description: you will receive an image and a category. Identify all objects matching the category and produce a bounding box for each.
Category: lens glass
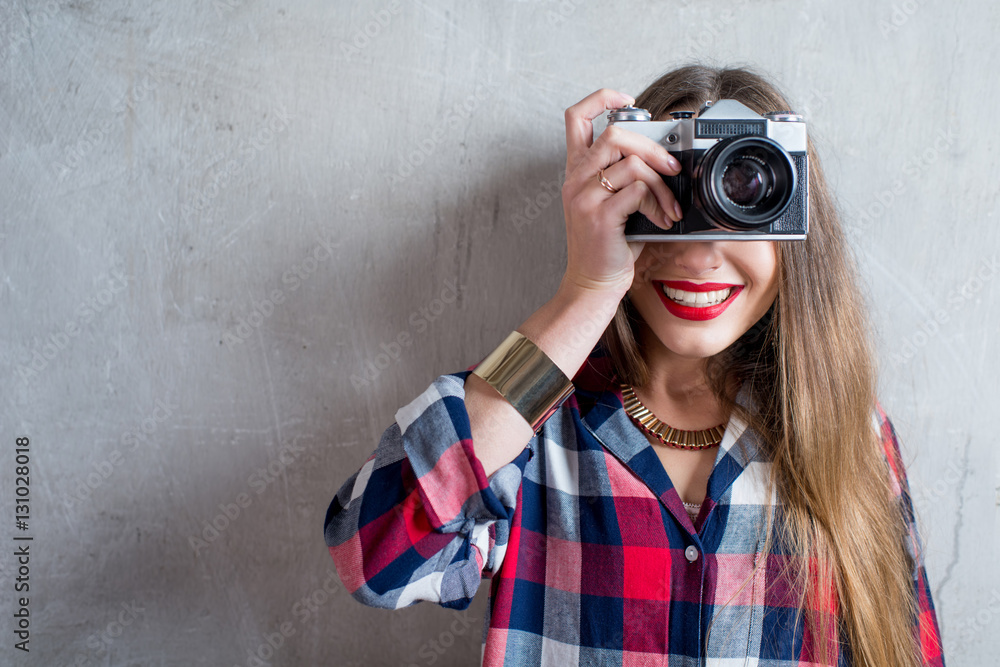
[722,158,770,207]
[694,136,797,231]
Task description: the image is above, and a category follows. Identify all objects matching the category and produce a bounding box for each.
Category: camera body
[605,99,808,241]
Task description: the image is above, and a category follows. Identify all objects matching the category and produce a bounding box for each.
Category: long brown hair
[602,65,922,666]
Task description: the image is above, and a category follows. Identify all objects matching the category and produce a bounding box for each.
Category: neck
[637,323,713,395]
[631,323,730,428]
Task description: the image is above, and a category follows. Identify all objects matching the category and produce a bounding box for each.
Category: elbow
[325,528,423,611]
[325,535,482,612]
[346,581,406,611]
[325,541,401,610]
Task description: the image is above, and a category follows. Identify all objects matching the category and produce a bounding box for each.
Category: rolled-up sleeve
[324,370,532,611]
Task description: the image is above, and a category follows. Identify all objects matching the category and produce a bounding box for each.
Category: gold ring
[598,169,619,194]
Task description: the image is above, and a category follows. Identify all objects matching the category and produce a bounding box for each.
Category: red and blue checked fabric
[324,344,945,666]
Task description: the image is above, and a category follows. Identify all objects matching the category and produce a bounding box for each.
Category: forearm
[467,278,623,478]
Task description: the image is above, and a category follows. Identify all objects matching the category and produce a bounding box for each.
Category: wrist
[471,331,575,433]
[557,271,633,306]
[516,279,623,380]
[555,274,631,308]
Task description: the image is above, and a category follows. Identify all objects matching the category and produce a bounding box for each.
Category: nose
[672,242,722,277]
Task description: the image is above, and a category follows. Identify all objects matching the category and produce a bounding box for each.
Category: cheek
[762,246,780,285]
[748,270,779,322]
[745,245,780,299]
[627,282,660,324]
[760,263,780,305]
[632,255,655,286]
[633,246,675,285]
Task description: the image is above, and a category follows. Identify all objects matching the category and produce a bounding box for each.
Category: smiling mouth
[652,280,744,321]
[660,285,734,307]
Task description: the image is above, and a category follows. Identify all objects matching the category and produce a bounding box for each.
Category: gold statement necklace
[620,383,725,451]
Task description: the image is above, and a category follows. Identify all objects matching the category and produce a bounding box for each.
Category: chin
[645,324,736,361]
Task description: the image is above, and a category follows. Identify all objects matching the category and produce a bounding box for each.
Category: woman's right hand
[560,89,683,299]
[466,90,684,477]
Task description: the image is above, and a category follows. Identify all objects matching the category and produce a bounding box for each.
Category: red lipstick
[653,280,743,321]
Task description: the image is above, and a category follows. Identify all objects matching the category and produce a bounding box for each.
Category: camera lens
[694,136,797,231]
[721,158,769,207]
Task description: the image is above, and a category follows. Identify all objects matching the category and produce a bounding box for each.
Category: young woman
[324,65,945,666]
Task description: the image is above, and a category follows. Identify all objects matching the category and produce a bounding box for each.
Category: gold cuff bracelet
[471,331,575,432]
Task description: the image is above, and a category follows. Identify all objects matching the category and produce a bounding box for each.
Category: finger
[573,124,681,185]
[601,154,683,223]
[564,89,635,175]
[573,171,673,230]
[599,180,674,233]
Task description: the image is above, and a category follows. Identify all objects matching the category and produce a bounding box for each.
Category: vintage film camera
[604,99,808,240]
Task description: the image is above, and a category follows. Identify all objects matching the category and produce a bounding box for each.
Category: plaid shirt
[324,344,944,666]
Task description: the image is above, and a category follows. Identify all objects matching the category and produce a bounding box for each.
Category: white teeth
[662,285,734,307]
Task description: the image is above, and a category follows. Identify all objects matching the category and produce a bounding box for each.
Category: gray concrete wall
[1,1,996,665]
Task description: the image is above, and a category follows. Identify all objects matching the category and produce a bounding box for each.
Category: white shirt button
[685,545,699,563]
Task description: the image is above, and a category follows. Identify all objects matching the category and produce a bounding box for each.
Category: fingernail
[666,154,681,171]
[673,202,684,221]
[663,214,674,229]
